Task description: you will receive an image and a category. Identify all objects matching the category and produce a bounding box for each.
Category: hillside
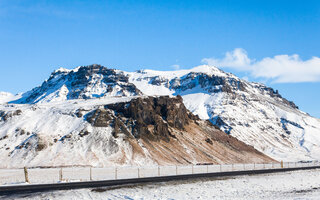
[0,95,273,168]
[126,66,320,161]
[0,64,319,166]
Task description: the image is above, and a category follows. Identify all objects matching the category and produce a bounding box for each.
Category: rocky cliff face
[87,95,192,142]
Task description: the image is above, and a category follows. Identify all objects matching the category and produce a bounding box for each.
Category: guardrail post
[176,165,178,175]
[253,163,255,170]
[281,160,283,168]
[115,167,117,180]
[192,165,194,174]
[158,166,160,176]
[59,168,63,182]
[90,167,92,181]
[138,168,140,178]
[220,164,222,172]
[232,164,234,171]
[24,167,29,183]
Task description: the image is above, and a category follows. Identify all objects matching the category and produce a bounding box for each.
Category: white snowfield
[3,168,320,200]
[0,64,320,166]
[0,161,318,185]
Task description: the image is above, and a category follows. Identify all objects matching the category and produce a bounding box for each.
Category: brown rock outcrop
[85,95,275,164]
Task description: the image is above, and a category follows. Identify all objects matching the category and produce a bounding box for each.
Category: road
[0,165,319,195]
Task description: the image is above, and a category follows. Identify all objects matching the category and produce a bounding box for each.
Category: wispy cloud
[202,48,320,83]
[202,48,252,71]
[171,64,181,70]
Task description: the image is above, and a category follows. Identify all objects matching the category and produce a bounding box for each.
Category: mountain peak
[53,67,73,74]
[187,65,228,76]
[134,65,231,80]
[12,64,142,104]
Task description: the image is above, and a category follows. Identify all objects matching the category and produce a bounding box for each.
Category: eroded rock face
[212,116,233,134]
[86,108,112,127]
[256,84,298,109]
[170,72,247,94]
[86,96,194,142]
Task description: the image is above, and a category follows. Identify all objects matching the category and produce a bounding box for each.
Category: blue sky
[0,0,320,117]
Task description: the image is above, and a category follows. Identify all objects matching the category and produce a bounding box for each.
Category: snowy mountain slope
[0,96,273,168]
[125,66,320,161]
[3,64,320,163]
[0,92,21,104]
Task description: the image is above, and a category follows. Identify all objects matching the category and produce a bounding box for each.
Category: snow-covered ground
[3,169,320,200]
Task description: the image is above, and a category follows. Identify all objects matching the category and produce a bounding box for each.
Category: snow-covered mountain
[1,64,319,167]
[13,65,141,104]
[0,95,272,168]
[125,66,320,161]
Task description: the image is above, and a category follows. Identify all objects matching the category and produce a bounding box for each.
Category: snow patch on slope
[0,92,21,104]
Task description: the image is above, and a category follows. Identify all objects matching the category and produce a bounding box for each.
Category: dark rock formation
[255,84,298,109]
[149,76,169,86]
[86,108,112,127]
[86,95,195,142]
[211,116,233,134]
[281,117,304,135]
[170,72,247,94]
[106,95,190,141]
[0,110,22,122]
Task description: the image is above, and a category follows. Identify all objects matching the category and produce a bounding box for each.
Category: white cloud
[252,55,320,83]
[202,48,320,83]
[202,48,252,71]
[171,64,181,70]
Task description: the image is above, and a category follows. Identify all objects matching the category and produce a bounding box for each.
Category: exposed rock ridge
[87,95,195,142]
[13,64,142,104]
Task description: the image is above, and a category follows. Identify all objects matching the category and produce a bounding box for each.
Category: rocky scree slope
[0,95,273,168]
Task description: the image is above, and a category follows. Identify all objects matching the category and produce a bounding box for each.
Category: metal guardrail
[0,161,319,186]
